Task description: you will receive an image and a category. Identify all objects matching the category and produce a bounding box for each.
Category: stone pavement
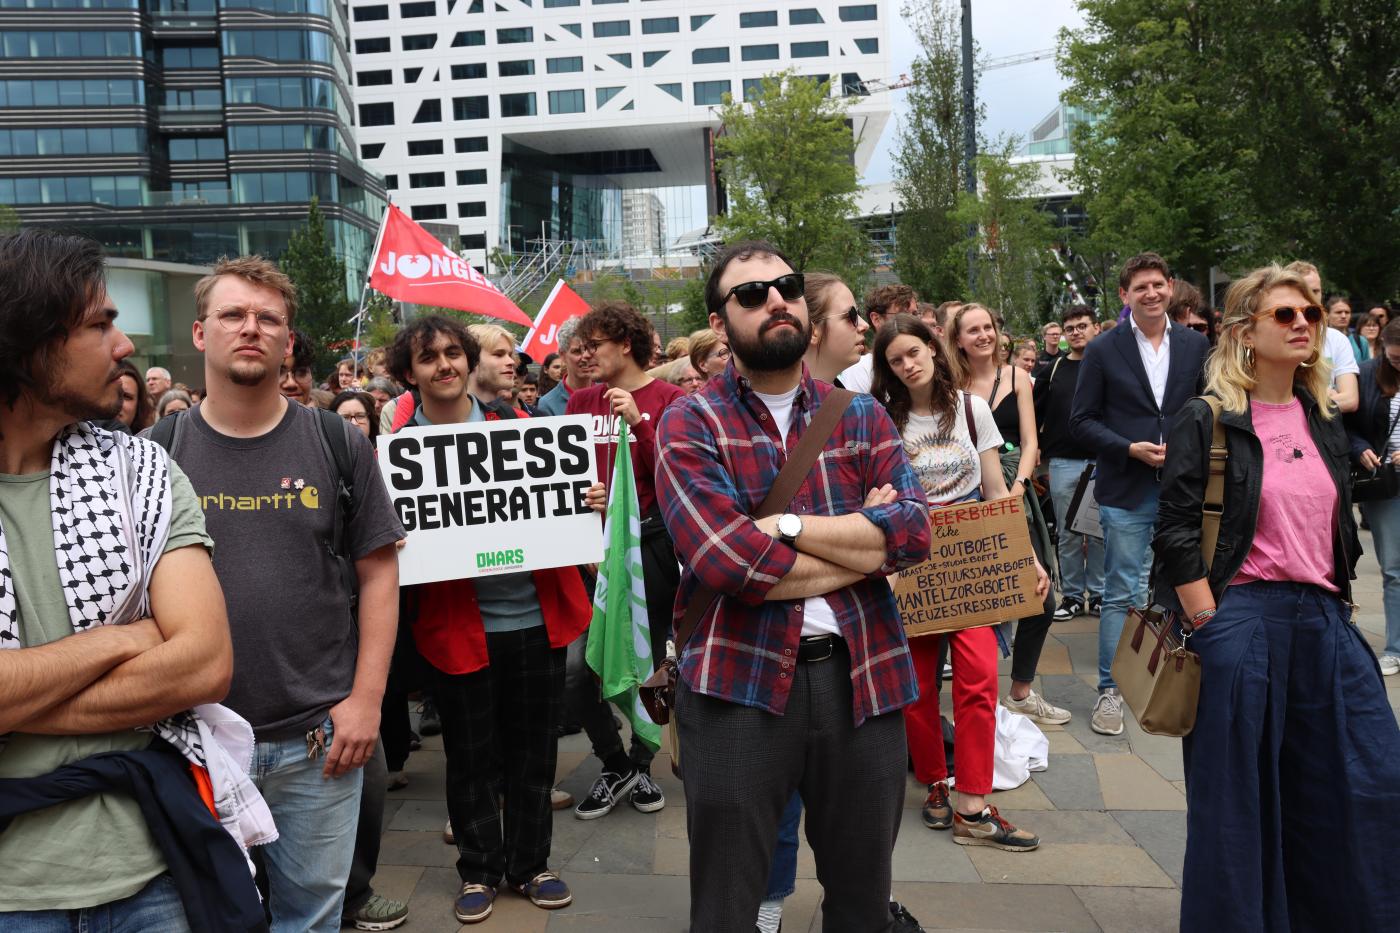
[372,536,1400,932]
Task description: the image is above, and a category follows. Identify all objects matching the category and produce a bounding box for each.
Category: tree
[281,197,355,377]
[713,71,870,286]
[0,204,18,235]
[953,140,1059,332]
[893,0,973,303]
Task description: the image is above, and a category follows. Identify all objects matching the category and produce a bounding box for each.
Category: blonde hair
[944,302,1000,389]
[1206,264,1333,418]
[468,323,515,353]
[688,327,724,374]
[665,336,690,361]
[1283,260,1321,302]
[195,255,298,325]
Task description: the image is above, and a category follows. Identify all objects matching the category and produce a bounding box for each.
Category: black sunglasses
[842,305,861,327]
[1187,321,1209,333]
[723,273,805,309]
[1254,304,1323,326]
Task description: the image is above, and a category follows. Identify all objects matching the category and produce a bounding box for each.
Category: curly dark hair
[578,301,654,369]
[703,240,795,318]
[864,283,918,324]
[871,314,959,435]
[286,327,316,374]
[0,228,108,408]
[387,315,479,386]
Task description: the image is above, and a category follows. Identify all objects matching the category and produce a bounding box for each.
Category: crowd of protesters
[2,224,1399,933]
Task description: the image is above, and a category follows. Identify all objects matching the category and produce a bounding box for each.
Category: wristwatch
[777,513,803,545]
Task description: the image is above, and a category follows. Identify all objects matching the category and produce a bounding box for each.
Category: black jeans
[434,626,565,886]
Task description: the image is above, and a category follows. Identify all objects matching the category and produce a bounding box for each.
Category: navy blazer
[1069,319,1210,509]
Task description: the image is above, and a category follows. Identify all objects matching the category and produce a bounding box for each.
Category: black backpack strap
[313,407,358,611]
[146,409,185,455]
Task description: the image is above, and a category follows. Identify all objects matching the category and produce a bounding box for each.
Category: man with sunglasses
[1285,261,1360,413]
[656,241,930,931]
[1070,251,1209,736]
[837,283,919,393]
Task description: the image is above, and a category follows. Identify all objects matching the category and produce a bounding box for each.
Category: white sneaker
[1001,689,1072,725]
[1090,688,1125,735]
[1380,654,1400,676]
[442,818,454,845]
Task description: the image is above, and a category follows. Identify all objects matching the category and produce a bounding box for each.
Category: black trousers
[434,626,565,886]
[343,741,387,914]
[1010,525,1057,683]
[677,640,907,933]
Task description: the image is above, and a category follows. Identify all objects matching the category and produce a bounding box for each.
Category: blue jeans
[2,874,189,932]
[1048,458,1105,603]
[253,715,365,933]
[763,793,803,901]
[1097,491,1158,690]
[1360,498,1400,656]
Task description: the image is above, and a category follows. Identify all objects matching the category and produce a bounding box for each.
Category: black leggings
[1009,526,1056,683]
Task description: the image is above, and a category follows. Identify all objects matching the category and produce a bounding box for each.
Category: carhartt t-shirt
[168,401,405,738]
[0,460,210,911]
[902,392,1003,506]
[1233,399,1338,591]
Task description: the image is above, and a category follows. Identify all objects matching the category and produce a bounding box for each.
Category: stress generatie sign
[378,415,603,585]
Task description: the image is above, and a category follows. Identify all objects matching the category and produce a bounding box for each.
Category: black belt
[798,635,839,662]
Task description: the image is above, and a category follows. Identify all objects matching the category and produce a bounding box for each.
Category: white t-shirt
[1324,327,1359,389]
[837,354,874,394]
[901,392,1004,505]
[752,386,841,638]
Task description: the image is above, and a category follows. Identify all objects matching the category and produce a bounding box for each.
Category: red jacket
[392,394,592,675]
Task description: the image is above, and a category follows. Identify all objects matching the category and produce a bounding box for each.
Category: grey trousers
[676,640,907,933]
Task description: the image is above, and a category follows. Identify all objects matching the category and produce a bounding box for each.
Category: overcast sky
[862,0,1086,183]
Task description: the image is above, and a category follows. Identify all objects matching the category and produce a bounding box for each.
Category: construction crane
[983,48,1056,71]
[846,47,1056,97]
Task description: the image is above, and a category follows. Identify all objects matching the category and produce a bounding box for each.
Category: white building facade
[348,0,891,270]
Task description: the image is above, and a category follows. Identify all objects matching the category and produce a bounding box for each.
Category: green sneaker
[342,893,409,931]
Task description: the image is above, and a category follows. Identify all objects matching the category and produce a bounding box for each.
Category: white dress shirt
[1128,314,1170,410]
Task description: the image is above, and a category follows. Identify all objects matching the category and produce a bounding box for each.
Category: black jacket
[1345,357,1397,463]
[1152,389,1360,607]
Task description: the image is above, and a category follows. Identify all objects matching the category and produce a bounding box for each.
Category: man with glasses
[1286,261,1359,413]
[279,326,315,407]
[156,256,406,931]
[536,317,594,417]
[566,302,684,819]
[837,283,919,393]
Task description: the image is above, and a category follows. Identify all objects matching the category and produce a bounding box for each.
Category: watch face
[779,513,801,538]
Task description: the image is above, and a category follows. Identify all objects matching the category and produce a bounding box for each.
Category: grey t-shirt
[162,401,405,738]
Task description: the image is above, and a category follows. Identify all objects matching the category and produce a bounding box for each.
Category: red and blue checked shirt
[655,363,930,725]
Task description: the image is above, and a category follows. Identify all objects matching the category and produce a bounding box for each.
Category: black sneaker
[418,699,442,737]
[890,900,926,932]
[1088,597,1102,617]
[573,769,639,820]
[1052,598,1083,622]
[630,771,665,813]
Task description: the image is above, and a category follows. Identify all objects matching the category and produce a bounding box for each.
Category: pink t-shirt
[1233,399,1338,591]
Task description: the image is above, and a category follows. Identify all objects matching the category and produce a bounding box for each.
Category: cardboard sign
[895,496,1040,638]
[1067,463,1103,539]
[378,415,603,585]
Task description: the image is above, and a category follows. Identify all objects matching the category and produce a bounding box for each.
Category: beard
[727,314,812,372]
[34,366,124,423]
[228,359,271,387]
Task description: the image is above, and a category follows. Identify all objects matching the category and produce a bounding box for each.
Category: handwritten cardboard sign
[895,496,1040,638]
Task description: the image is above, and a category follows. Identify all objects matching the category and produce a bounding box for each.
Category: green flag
[585,420,661,752]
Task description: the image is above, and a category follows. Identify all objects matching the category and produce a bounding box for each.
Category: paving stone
[1095,754,1186,811]
[1030,752,1104,811]
[1053,614,1102,636]
[1074,885,1182,933]
[994,809,1133,846]
[1032,639,1074,675]
[650,806,689,876]
[984,774,1056,810]
[1041,674,1135,755]
[364,863,423,907]
[542,872,690,929]
[1111,810,1187,886]
[563,804,659,875]
[379,830,459,870]
[889,881,1099,931]
[391,750,448,801]
[965,843,1175,888]
[891,808,982,883]
[1043,728,1087,755]
[388,798,449,832]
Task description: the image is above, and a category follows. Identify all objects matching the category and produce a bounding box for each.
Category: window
[462,233,487,250]
[499,92,535,116]
[498,59,534,76]
[358,101,394,125]
[596,86,622,107]
[559,22,581,36]
[454,136,487,152]
[412,98,442,122]
[407,138,443,155]
[592,20,628,37]
[641,16,676,33]
[355,36,389,53]
[742,77,764,100]
[642,50,667,66]
[351,3,387,19]
[409,171,444,188]
[356,69,392,86]
[0,126,145,156]
[401,0,434,14]
[838,4,876,21]
[404,67,422,82]
[384,174,397,189]
[0,30,140,58]
[162,46,220,68]
[453,95,488,119]
[791,40,827,57]
[853,37,878,54]
[841,72,865,95]
[497,26,532,43]
[741,44,777,61]
[163,87,222,109]
[0,78,143,108]
[657,82,681,101]
[542,0,577,5]
[169,137,226,160]
[458,201,485,217]
[360,142,384,158]
[222,30,332,62]
[739,10,776,27]
[692,47,728,64]
[410,204,447,220]
[689,13,711,28]
[450,62,485,79]
[456,169,486,184]
[546,56,582,73]
[789,7,822,24]
[608,52,631,66]
[692,79,728,105]
[402,33,435,50]
[548,88,584,113]
[451,29,484,46]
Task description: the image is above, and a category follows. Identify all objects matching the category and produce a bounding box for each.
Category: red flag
[368,204,533,328]
[522,280,591,359]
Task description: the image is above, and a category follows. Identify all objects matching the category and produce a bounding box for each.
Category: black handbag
[1352,462,1400,502]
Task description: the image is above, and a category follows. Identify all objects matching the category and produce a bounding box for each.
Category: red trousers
[904,625,998,795]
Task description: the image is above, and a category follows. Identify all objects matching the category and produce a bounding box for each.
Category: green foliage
[952,140,1058,332]
[714,71,871,285]
[0,204,18,235]
[280,197,355,376]
[893,0,973,303]
[362,293,399,350]
[673,276,710,335]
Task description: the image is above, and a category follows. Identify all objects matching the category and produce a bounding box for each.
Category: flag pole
[349,202,393,373]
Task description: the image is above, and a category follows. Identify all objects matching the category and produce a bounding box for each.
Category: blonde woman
[687,327,730,380]
[801,272,869,384]
[1154,264,1399,931]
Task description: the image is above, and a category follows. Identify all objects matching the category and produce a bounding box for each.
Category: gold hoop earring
[1244,345,1255,368]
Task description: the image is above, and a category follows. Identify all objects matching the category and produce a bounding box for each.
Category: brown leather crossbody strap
[1198,396,1229,570]
[673,388,857,650]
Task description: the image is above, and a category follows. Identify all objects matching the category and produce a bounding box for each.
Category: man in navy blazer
[1070,252,1209,736]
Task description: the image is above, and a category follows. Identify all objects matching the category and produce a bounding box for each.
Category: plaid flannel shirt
[655,363,930,725]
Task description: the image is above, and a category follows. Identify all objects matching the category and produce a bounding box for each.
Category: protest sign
[895,496,1040,638]
[378,415,603,586]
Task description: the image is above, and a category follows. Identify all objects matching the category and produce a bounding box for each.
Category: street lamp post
[961,0,978,295]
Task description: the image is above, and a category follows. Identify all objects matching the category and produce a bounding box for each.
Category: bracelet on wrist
[1186,607,1216,630]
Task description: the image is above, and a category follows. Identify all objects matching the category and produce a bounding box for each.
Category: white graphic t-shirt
[901,391,1003,506]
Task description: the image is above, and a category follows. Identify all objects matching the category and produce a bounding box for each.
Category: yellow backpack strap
[1199,396,1228,570]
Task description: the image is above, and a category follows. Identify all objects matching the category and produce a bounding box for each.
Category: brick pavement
[372,536,1400,932]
